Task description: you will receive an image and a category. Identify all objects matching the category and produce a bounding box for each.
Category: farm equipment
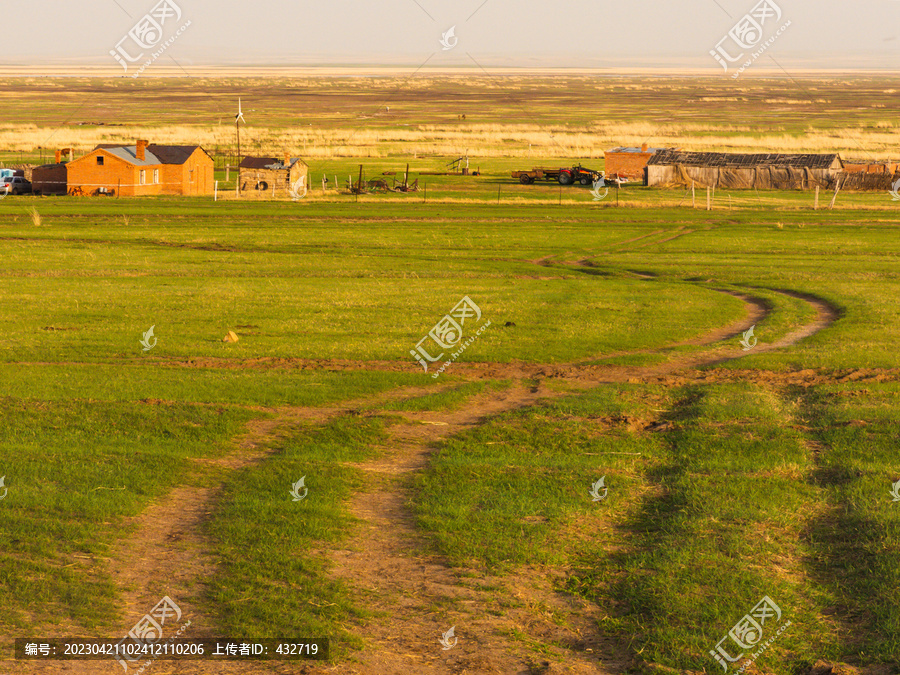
[558,165,603,186]
[512,165,602,186]
[349,163,420,194]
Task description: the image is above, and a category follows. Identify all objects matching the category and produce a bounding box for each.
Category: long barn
[646,151,843,190]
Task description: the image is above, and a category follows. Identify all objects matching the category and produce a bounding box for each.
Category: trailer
[512,167,565,184]
[512,165,602,185]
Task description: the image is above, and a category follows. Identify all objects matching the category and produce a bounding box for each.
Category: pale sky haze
[4,0,900,70]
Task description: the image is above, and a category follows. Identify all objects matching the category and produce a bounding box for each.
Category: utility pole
[235,98,245,195]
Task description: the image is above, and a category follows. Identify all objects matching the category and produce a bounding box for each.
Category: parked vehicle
[512,165,603,186]
[512,167,562,184]
[1,176,32,195]
[557,165,602,186]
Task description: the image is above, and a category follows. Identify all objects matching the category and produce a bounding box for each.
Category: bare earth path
[319,383,633,674]
[5,286,843,674]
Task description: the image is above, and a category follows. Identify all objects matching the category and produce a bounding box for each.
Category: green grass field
[1,75,900,675]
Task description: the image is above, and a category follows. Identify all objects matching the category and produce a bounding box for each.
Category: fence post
[691,181,695,208]
[214,180,218,202]
[828,180,840,210]
[706,186,711,211]
[814,185,819,210]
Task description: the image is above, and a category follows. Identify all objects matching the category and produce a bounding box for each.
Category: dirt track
[6,286,845,675]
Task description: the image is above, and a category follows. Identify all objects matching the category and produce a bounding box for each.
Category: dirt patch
[313,384,628,674]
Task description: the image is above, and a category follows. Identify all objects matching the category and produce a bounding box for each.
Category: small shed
[239,155,309,198]
[646,151,843,190]
[604,144,672,182]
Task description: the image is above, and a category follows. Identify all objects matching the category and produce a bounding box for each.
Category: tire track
[6,287,840,674]
[317,384,628,675]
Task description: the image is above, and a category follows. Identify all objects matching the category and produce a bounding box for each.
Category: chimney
[136,139,148,161]
[69,148,74,162]
[55,150,61,164]
[284,153,291,167]
[641,143,648,153]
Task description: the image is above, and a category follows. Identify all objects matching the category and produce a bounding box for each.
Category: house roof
[240,157,278,169]
[647,150,841,169]
[102,146,162,166]
[91,144,205,166]
[147,144,204,165]
[240,156,308,170]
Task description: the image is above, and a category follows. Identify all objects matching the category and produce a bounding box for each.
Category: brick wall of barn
[604,152,654,182]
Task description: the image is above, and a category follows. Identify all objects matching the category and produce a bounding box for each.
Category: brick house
[66,140,214,196]
[604,144,671,183]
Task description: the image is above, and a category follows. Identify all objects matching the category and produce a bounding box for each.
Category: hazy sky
[5,0,900,69]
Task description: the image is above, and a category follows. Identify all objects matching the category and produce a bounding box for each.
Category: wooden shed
[646,151,843,190]
[239,155,309,199]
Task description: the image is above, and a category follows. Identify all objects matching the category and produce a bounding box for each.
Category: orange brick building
[604,144,672,183]
[66,140,214,196]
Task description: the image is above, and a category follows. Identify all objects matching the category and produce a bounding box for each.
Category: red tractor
[556,165,602,186]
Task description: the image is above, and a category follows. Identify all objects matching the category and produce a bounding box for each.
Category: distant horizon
[5,53,900,72]
[4,63,900,79]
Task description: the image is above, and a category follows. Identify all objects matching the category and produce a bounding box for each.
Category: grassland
[1,75,899,675]
[2,74,900,164]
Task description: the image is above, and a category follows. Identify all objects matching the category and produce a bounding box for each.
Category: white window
[153,169,159,184]
[139,170,146,185]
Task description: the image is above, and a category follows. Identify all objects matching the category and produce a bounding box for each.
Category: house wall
[171,148,214,195]
[239,168,281,198]
[287,163,310,196]
[157,152,212,195]
[604,152,654,181]
[32,164,68,195]
[239,162,309,198]
[67,149,163,196]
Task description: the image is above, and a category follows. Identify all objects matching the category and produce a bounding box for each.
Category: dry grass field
[2,74,900,161]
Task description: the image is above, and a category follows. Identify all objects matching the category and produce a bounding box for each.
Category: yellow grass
[3,121,899,160]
